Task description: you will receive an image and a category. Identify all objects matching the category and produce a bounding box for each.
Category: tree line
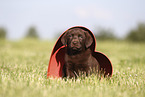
[0,26,39,39]
[0,22,145,42]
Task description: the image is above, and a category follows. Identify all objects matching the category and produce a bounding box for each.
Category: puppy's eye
[68,35,72,38]
[68,34,74,38]
[78,35,83,38]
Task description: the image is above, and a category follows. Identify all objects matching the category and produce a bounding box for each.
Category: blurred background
[0,0,145,42]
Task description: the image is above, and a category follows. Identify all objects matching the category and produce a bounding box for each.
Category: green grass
[0,39,145,97]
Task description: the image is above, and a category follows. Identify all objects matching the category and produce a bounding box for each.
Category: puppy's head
[61,28,93,51]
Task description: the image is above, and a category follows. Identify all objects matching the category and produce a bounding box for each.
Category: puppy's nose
[73,41,78,44]
[72,36,79,44]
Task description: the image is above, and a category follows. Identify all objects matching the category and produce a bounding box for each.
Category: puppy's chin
[70,44,82,50]
[70,45,82,51]
[71,47,82,51]
[67,46,83,55]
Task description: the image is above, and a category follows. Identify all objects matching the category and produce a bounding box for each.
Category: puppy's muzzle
[72,36,79,44]
[71,37,79,46]
[72,40,79,45]
[71,38,81,49]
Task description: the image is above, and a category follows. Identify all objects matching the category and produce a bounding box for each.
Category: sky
[0,0,145,40]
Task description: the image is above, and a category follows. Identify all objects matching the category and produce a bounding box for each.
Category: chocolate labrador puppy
[61,28,100,78]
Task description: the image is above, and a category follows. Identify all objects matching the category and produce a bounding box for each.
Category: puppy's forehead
[68,28,86,35]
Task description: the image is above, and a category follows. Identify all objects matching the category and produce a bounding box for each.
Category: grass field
[0,39,145,97]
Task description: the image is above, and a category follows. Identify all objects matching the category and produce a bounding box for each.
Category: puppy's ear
[61,32,67,45]
[85,31,93,48]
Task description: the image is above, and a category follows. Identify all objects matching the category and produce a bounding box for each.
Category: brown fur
[61,28,100,78]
